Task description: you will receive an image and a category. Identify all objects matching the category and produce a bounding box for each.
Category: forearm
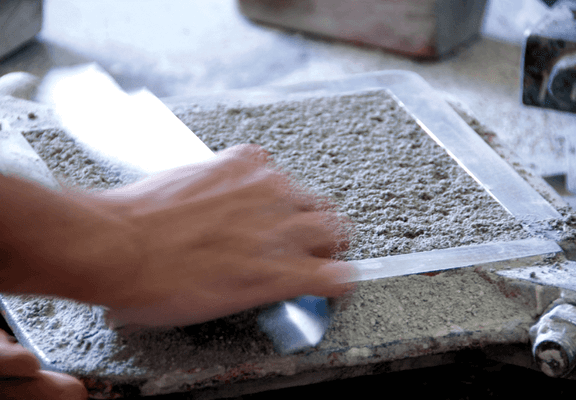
[0,175,140,304]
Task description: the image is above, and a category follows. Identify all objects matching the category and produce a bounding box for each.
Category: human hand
[90,144,357,327]
[0,330,87,400]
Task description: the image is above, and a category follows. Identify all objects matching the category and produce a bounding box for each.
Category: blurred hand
[90,144,357,327]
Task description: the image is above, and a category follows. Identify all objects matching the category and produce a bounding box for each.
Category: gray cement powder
[22,90,531,260]
[6,90,540,376]
[21,129,143,191]
[175,90,530,259]
[319,269,530,349]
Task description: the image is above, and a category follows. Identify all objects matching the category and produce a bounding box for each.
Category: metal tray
[0,70,569,398]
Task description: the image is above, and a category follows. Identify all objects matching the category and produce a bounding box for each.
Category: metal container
[0,0,43,60]
[237,0,488,58]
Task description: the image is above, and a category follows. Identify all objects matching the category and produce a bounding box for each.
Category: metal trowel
[37,63,216,175]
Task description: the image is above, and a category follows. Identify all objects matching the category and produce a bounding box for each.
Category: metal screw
[547,52,576,109]
[529,304,576,377]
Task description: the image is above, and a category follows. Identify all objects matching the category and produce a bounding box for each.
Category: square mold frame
[0,71,569,398]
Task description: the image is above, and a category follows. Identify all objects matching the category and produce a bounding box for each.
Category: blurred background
[1,0,575,204]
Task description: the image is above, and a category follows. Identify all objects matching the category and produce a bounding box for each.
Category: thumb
[311,261,358,298]
[216,144,271,165]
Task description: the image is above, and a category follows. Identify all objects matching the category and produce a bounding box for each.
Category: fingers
[216,144,271,165]
[313,261,358,298]
[99,144,271,198]
[173,146,275,198]
[217,145,320,212]
[282,185,323,212]
[1,371,88,400]
[263,260,358,302]
[275,212,351,258]
[0,330,87,400]
[0,330,40,377]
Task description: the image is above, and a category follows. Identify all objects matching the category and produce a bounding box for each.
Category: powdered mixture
[319,268,530,349]
[21,128,142,190]
[5,89,539,376]
[24,90,529,259]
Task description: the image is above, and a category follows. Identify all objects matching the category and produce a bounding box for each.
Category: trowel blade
[36,63,216,174]
[348,237,562,282]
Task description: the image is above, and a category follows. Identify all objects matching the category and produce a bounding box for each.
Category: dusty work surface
[1,87,573,397]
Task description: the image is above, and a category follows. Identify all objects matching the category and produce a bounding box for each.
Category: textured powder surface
[21,128,143,190]
[22,90,530,259]
[175,90,530,260]
[319,268,530,349]
[2,296,127,374]
[5,89,542,376]
[2,294,274,375]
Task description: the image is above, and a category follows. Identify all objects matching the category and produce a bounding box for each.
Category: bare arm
[0,144,356,327]
[0,173,140,303]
